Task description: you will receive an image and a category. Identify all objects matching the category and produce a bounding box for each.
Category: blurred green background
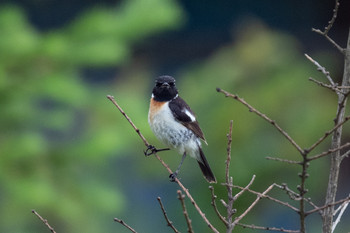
[1,0,349,232]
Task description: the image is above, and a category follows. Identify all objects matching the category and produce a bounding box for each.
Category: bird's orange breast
[149,98,167,123]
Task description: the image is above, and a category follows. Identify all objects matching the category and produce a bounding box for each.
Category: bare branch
[312,28,345,54]
[308,142,350,161]
[107,95,149,147]
[114,218,137,233]
[223,120,237,232]
[32,210,57,233]
[323,0,340,35]
[308,77,345,94]
[275,184,319,210]
[306,115,350,155]
[107,95,219,233]
[332,199,350,233]
[216,88,304,154]
[226,120,233,183]
[157,197,180,233]
[233,184,276,224]
[177,190,194,233]
[237,223,301,233]
[266,156,301,164]
[341,149,350,159]
[305,54,335,85]
[209,186,228,226]
[233,175,256,201]
[233,184,300,213]
[306,195,350,216]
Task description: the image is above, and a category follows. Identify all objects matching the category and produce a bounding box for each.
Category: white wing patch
[184,109,196,122]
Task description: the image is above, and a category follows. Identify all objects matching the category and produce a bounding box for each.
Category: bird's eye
[169,82,175,86]
[156,82,162,87]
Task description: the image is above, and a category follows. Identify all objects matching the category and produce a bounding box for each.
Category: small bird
[147,75,216,183]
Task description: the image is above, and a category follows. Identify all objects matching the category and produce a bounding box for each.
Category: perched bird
[147,75,216,183]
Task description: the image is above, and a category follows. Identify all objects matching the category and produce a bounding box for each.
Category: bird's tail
[197,147,216,183]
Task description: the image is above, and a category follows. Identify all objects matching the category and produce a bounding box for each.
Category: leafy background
[0,0,349,232]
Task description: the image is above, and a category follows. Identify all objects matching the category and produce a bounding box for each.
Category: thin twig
[332,199,350,233]
[237,223,301,233]
[323,0,340,34]
[275,184,319,210]
[32,210,57,233]
[308,77,345,94]
[107,95,149,147]
[341,150,350,159]
[306,115,350,155]
[216,88,304,154]
[305,54,335,85]
[209,186,228,226]
[107,95,219,233]
[157,197,180,233]
[226,120,233,182]
[233,184,275,224]
[114,218,138,233]
[233,175,256,201]
[233,184,300,213]
[312,28,345,54]
[306,196,350,216]
[224,120,236,232]
[308,142,350,161]
[177,190,194,233]
[266,156,302,164]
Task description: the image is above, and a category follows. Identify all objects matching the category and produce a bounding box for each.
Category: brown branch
[114,218,138,233]
[265,156,302,164]
[306,115,350,155]
[311,0,345,55]
[306,195,350,216]
[308,142,350,161]
[233,184,276,224]
[107,95,149,147]
[308,77,344,94]
[223,120,236,232]
[216,88,304,154]
[233,175,256,201]
[233,184,300,213]
[177,190,194,233]
[275,184,318,210]
[32,210,57,233]
[323,0,340,34]
[157,197,180,233]
[209,186,228,226]
[226,120,233,182]
[312,28,345,54]
[322,26,350,233]
[107,95,219,233]
[237,223,301,233]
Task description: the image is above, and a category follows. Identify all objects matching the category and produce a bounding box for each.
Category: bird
[147,75,216,183]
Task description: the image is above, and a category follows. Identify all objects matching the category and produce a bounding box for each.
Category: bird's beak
[161,82,170,88]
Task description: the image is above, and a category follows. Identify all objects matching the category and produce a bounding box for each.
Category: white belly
[148,102,200,158]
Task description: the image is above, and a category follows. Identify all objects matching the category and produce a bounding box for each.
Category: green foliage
[0,1,183,233]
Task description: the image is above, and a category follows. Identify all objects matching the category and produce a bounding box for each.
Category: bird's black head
[152,75,178,101]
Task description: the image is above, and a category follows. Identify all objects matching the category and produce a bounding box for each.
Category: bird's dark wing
[169,97,207,143]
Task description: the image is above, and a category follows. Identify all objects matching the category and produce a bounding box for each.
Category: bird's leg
[169,152,187,182]
[144,145,170,156]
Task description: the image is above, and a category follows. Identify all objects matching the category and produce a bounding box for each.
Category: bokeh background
[1,0,350,232]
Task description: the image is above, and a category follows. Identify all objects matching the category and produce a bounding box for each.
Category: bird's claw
[169,173,178,182]
[144,145,157,156]
[144,145,170,156]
